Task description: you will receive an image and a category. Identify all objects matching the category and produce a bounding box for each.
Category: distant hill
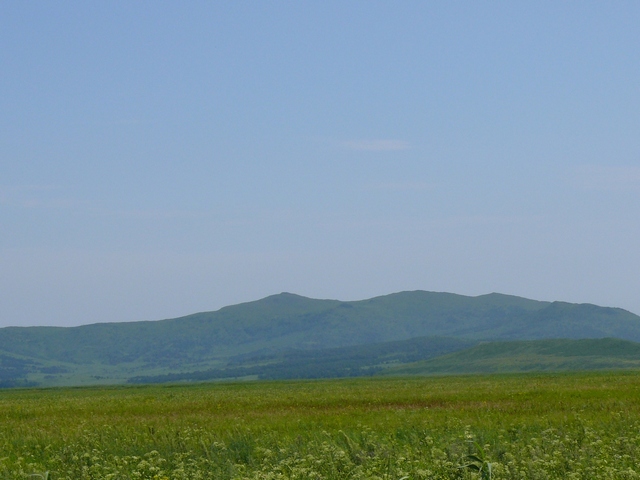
[1,291,639,386]
[383,338,640,375]
[127,336,476,384]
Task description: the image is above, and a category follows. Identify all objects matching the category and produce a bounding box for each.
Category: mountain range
[1,291,640,387]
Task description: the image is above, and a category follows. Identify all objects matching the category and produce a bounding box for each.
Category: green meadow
[2,372,640,479]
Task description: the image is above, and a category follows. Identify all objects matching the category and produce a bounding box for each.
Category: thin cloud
[573,165,640,192]
[108,208,202,220]
[0,185,71,209]
[342,139,410,151]
[0,184,61,193]
[364,181,433,192]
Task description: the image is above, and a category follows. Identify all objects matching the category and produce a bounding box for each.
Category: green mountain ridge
[127,336,476,384]
[1,290,639,386]
[383,338,640,375]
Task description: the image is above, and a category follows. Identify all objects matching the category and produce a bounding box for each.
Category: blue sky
[2,2,640,327]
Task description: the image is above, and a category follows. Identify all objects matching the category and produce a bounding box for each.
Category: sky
[1,2,640,327]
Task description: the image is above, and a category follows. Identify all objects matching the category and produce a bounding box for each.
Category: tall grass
[1,372,640,478]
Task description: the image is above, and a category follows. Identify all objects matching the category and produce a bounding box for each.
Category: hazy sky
[2,2,640,327]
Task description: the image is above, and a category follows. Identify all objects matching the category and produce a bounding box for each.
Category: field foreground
[2,372,640,479]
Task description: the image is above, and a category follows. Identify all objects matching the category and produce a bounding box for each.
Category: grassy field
[2,372,640,479]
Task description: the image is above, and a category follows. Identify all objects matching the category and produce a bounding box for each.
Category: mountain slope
[1,290,639,386]
[1,291,639,365]
[0,293,341,365]
[128,336,476,384]
[383,338,640,375]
